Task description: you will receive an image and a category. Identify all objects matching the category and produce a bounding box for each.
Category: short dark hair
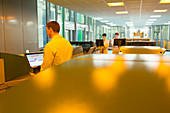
[102,33,107,36]
[46,21,60,33]
[115,32,119,35]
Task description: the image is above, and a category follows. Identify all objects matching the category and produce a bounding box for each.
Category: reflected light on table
[92,56,127,92]
[34,69,56,89]
[48,100,95,113]
[157,63,170,92]
[26,21,34,27]
[0,16,5,20]
[7,16,15,20]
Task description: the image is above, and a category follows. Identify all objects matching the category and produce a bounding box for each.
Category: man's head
[102,33,107,40]
[46,21,60,38]
[115,32,119,39]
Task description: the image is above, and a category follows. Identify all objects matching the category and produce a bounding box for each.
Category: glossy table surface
[119,46,166,55]
[126,41,156,43]
[1,54,170,113]
[74,54,170,62]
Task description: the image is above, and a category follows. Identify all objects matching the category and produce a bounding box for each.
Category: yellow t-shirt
[104,39,110,48]
[41,35,73,71]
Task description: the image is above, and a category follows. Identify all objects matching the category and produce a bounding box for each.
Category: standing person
[41,21,73,71]
[102,33,109,48]
[111,32,119,46]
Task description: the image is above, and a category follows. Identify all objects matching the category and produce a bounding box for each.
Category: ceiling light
[148,19,157,21]
[93,18,103,20]
[146,21,154,24]
[154,9,168,13]
[160,0,170,4]
[116,11,128,14]
[164,23,170,25]
[108,2,124,6]
[126,22,133,24]
[110,24,117,26]
[106,23,116,26]
[143,27,149,29]
[106,23,112,25]
[145,23,152,25]
[150,15,161,18]
[101,20,109,23]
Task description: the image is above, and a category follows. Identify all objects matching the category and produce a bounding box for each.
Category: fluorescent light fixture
[93,18,103,20]
[160,0,170,4]
[143,27,149,29]
[128,24,134,27]
[116,11,128,14]
[101,20,109,23]
[148,19,157,21]
[108,2,124,6]
[150,15,161,18]
[106,23,113,25]
[145,23,152,25]
[106,23,116,26]
[154,9,168,13]
[126,22,133,24]
[110,24,117,26]
[146,21,154,24]
[125,22,134,26]
[164,23,170,25]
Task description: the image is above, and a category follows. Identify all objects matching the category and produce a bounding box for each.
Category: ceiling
[47,0,170,28]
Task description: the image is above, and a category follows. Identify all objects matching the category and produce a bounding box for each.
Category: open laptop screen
[25,53,44,68]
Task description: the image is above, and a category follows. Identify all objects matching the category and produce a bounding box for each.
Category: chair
[72,46,84,58]
[0,53,31,82]
[87,46,96,54]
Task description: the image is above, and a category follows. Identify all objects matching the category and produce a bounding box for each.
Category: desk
[1,55,170,113]
[126,41,156,46]
[126,38,150,41]
[120,46,166,55]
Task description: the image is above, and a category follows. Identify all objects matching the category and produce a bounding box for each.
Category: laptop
[25,52,44,72]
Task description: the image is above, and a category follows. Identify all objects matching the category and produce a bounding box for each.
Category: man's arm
[41,45,54,71]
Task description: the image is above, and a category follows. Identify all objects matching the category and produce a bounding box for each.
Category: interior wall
[0,0,5,52]
[22,0,38,52]
[0,0,38,54]
[3,0,24,54]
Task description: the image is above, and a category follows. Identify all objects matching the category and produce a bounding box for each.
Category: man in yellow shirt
[41,21,73,71]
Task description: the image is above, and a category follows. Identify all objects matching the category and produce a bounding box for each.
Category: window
[65,8,70,21]
[50,3,56,21]
[112,27,125,38]
[161,26,168,40]
[70,10,75,22]
[153,26,160,39]
[119,27,125,38]
[37,0,47,48]
[57,6,63,36]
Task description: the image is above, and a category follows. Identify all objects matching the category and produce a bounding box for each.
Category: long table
[120,46,166,55]
[1,54,170,113]
[126,41,156,46]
